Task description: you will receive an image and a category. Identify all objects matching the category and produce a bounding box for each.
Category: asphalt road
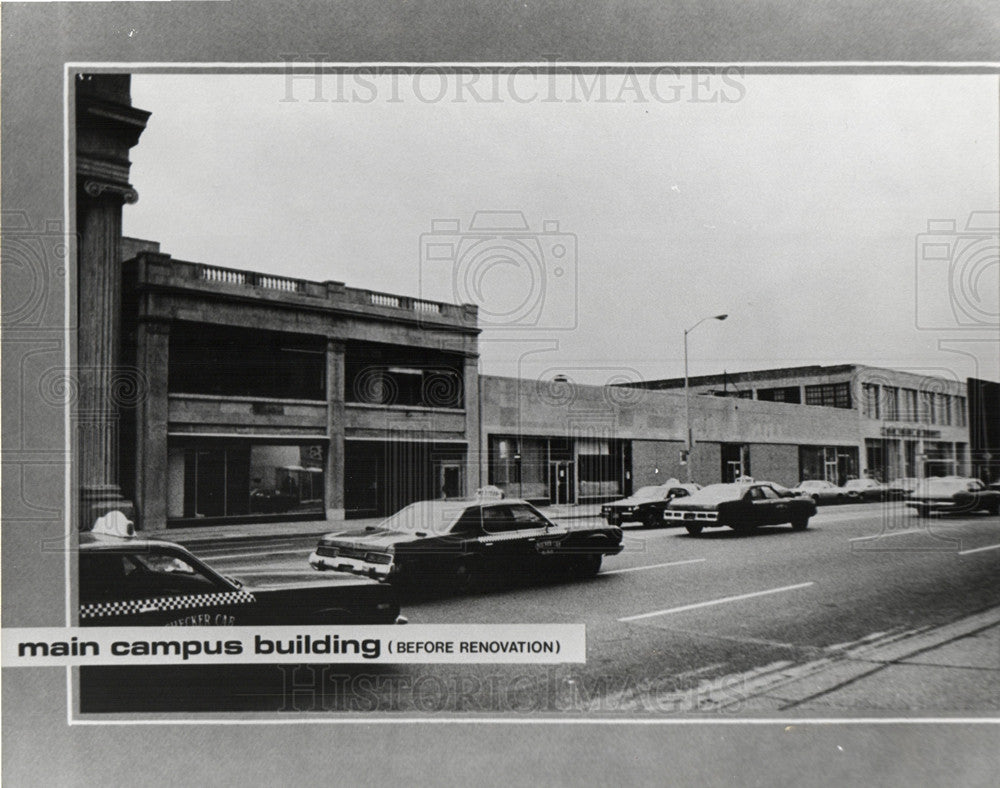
[80,503,1000,714]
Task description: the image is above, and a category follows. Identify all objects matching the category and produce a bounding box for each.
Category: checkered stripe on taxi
[80,589,256,620]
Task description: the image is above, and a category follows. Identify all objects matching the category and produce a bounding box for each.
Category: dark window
[507,504,549,527]
[80,551,220,602]
[169,323,325,399]
[480,505,517,534]
[804,382,852,409]
[756,386,801,403]
[345,341,464,409]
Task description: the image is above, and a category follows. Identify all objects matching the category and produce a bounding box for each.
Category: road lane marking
[848,527,928,542]
[602,558,706,576]
[618,581,815,622]
[958,542,1000,556]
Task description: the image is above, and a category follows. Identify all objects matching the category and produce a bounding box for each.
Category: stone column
[325,339,346,520]
[134,319,170,532]
[76,74,150,529]
[463,353,481,493]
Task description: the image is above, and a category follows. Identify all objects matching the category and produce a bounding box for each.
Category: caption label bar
[2,624,586,666]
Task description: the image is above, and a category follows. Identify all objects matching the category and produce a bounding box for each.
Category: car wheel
[685,524,703,536]
[791,516,809,531]
[916,506,931,518]
[455,561,484,591]
[643,511,660,528]
[987,502,1000,516]
[574,553,602,577]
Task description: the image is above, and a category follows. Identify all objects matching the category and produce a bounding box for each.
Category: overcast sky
[125,71,999,386]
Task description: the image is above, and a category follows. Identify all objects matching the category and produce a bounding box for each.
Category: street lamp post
[684,314,728,483]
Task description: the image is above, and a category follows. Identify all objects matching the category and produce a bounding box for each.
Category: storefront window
[167,442,325,522]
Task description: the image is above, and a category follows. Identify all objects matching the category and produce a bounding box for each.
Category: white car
[791,479,845,504]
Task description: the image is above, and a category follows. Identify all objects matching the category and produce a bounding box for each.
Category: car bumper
[905,500,960,512]
[602,508,639,522]
[309,551,394,579]
[663,510,719,523]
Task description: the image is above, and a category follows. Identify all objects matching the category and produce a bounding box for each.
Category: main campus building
[119,241,993,532]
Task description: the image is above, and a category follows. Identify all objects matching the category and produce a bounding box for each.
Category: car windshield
[631,486,669,501]
[377,500,471,535]
[684,484,745,505]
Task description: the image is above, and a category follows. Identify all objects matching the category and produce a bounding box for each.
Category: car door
[477,504,522,569]
[79,547,255,626]
[749,485,787,526]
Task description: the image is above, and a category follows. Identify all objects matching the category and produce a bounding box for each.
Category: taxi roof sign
[90,510,136,538]
[475,485,506,501]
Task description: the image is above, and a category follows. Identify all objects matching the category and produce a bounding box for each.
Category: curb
[721,607,1000,712]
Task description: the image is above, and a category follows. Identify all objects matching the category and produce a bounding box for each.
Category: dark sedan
[310,497,624,588]
[905,477,1000,517]
[80,529,402,626]
[663,482,817,536]
[839,478,889,501]
[601,482,701,526]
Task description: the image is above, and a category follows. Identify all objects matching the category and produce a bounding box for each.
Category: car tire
[987,502,1000,516]
[685,524,703,536]
[574,553,602,577]
[455,561,484,591]
[916,506,931,518]
[643,511,660,528]
[791,516,809,531]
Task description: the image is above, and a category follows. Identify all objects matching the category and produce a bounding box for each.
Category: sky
[125,71,1000,386]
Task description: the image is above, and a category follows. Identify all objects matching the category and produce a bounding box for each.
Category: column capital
[79,177,139,205]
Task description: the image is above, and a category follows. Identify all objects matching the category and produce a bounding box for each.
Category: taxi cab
[310,492,624,588]
[80,512,403,626]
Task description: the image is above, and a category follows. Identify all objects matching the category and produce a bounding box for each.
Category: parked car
[663,482,817,536]
[840,477,889,501]
[790,479,845,504]
[905,477,1000,517]
[80,517,403,626]
[600,481,701,526]
[885,477,920,500]
[310,497,624,588]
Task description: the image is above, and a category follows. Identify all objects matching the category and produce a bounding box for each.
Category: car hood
[605,496,660,507]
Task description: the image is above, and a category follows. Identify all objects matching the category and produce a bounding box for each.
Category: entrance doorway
[438,462,464,499]
[721,443,750,482]
[548,461,575,504]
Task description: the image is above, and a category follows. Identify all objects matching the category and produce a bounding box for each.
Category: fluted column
[76,74,149,529]
[326,338,346,520]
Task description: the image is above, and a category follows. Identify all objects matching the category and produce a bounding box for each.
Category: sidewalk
[721,607,1000,714]
[163,502,605,547]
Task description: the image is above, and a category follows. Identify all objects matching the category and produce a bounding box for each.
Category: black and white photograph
[3,2,999,785]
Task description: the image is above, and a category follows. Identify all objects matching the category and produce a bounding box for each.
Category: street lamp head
[715,314,728,321]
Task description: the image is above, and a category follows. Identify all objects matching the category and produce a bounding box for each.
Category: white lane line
[618,581,815,622]
[202,548,309,561]
[958,543,1000,556]
[602,558,706,576]
[848,527,927,542]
